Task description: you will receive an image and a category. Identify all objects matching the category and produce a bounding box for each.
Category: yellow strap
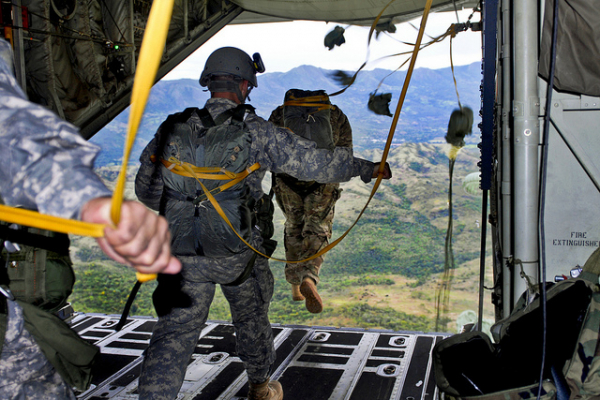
[282,101,334,112]
[287,94,330,103]
[0,204,105,237]
[178,161,261,200]
[160,157,259,181]
[283,95,334,113]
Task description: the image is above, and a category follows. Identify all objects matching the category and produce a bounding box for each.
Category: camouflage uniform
[268,105,352,285]
[0,298,76,399]
[135,97,375,399]
[0,39,111,398]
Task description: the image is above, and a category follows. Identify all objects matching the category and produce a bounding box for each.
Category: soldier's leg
[299,183,341,283]
[139,270,216,400]
[273,178,307,286]
[221,256,276,385]
[0,299,76,399]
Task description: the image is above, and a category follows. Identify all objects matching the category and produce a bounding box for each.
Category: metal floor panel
[71,314,445,400]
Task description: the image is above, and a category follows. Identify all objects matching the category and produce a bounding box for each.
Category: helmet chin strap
[208,78,250,104]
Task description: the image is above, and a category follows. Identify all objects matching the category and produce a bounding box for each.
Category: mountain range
[91,62,483,166]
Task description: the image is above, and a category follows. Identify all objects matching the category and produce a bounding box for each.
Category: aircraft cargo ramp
[71,314,446,400]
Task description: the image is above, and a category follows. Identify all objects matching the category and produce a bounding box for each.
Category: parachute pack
[152,104,281,267]
[283,89,335,151]
[433,247,600,400]
[157,105,256,259]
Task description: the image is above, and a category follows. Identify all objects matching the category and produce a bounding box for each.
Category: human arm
[249,115,373,183]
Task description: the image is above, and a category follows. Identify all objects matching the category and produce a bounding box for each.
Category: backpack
[275,89,336,193]
[283,89,335,151]
[433,275,596,400]
[159,105,257,259]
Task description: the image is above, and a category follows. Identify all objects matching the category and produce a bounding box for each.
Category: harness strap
[161,158,260,202]
[283,94,334,113]
[197,108,215,127]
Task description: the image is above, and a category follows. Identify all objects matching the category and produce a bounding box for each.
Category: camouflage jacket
[0,40,111,219]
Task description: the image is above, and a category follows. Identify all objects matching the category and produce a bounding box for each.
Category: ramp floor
[71,314,446,400]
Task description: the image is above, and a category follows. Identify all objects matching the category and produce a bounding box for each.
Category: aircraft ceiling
[231,0,479,26]
[8,0,479,139]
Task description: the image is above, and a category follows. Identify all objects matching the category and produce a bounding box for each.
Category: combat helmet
[200,47,265,88]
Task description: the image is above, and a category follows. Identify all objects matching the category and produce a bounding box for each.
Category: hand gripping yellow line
[0,0,175,283]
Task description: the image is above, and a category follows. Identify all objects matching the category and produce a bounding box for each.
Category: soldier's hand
[80,198,181,275]
[373,162,392,179]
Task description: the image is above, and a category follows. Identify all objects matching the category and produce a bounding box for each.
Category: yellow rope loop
[220,168,238,179]
[287,94,330,103]
[167,156,185,167]
[162,157,257,182]
[284,94,334,113]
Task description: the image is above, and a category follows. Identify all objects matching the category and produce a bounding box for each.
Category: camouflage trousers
[138,253,276,400]
[273,177,342,285]
[0,299,76,399]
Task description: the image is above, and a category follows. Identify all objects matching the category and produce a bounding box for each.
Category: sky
[163,9,482,80]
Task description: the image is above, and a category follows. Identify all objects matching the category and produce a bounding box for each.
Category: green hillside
[68,143,494,334]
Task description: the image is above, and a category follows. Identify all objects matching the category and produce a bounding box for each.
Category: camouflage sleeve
[332,106,354,148]
[135,135,164,212]
[248,114,374,184]
[0,46,111,219]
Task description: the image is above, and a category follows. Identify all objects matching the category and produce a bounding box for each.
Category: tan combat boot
[248,379,283,400]
[300,277,323,314]
[291,284,305,301]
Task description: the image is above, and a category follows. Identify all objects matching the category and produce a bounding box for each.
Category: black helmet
[199,47,264,88]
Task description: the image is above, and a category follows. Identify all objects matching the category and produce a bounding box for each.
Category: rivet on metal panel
[389,336,406,346]
[524,129,531,136]
[203,352,228,364]
[310,332,330,342]
[376,363,401,378]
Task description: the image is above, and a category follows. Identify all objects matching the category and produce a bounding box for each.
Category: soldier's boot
[291,284,305,301]
[248,379,284,400]
[300,277,323,314]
